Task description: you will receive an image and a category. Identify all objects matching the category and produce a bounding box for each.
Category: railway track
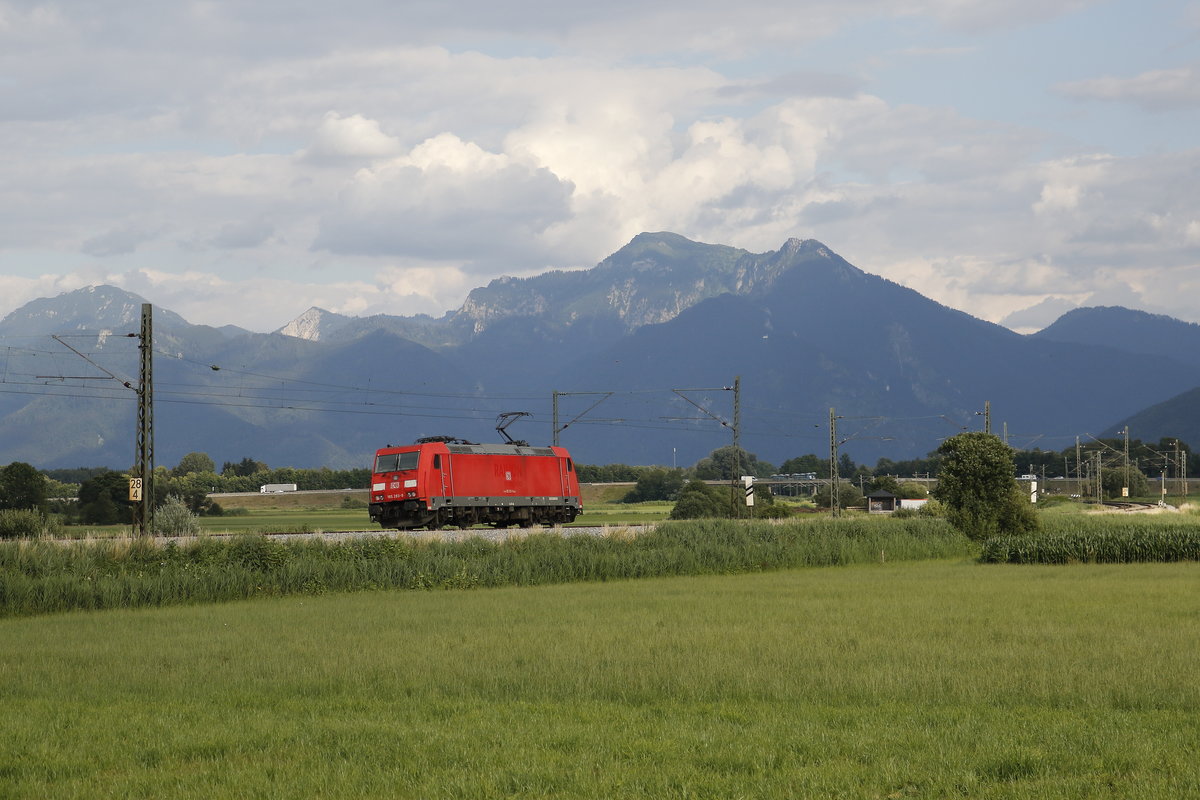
[1098,500,1169,512]
[162,524,653,544]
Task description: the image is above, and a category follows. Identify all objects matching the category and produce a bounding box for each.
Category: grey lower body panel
[429,495,582,509]
[370,496,581,530]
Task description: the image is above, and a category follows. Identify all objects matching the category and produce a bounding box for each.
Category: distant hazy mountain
[1103,387,1200,447]
[1034,306,1200,448]
[1033,306,1200,369]
[544,243,1200,464]
[0,285,249,343]
[3,234,1200,470]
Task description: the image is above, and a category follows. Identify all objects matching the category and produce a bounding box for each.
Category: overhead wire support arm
[669,385,734,428]
[49,323,153,535]
[552,390,614,446]
[50,335,136,389]
[673,379,740,517]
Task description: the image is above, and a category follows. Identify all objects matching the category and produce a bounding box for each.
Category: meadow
[46,483,671,538]
[0,559,1196,798]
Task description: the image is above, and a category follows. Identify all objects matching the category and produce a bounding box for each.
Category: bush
[0,509,58,539]
[813,484,864,511]
[670,481,725,519]
[622,468,686,503]
[154,495,202,537]
[668,480,769,519]
[917,499,945,517]
[753,504,793,519]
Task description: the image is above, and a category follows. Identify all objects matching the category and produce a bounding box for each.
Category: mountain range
[1,232,1198,471]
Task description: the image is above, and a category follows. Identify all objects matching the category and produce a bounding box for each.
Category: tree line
[2,433,1193,529]
[1,454,370,527]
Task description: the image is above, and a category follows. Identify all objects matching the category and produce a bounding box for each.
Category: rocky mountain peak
[277,307,345,341]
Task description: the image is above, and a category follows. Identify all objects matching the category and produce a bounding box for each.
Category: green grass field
[197,508,374,533]
[52,487,673,537]
[52,487,1194,538]
[1,559,1196,798]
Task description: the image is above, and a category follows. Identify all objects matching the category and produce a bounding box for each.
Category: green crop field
[1,559,1197,799]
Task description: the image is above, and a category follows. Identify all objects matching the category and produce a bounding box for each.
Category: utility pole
[1123,426,1130,499]
[984,400,991,435]
[132,303,154,537]
[49,314,153,535]
[732,376,741,518]
[1080,438,1089,501]
[829,407,841,517]
[1177,440,1185,500]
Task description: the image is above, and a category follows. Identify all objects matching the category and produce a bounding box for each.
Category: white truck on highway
[259,483,298,493]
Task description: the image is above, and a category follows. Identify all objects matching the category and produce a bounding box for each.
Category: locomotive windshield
[374,451,419,473]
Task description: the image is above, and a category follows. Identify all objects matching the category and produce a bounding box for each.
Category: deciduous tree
[933,433,1038,541]
[173,452,216,476]
[669,480,726,519]
[693,446,775,480]
[0,462,48,511]
[77,471,132,525]
[622,468,686,503]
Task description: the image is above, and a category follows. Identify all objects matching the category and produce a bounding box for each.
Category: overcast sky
[1,0,1198,333]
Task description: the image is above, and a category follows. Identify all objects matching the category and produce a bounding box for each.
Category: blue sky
[0,0,1197,332]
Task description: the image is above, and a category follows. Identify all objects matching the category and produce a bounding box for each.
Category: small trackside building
[866,490,899,513]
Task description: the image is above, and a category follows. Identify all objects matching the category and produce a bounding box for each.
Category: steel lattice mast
[133,303,154,537]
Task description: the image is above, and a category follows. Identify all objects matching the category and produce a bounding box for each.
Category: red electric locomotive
[368,438,583,530]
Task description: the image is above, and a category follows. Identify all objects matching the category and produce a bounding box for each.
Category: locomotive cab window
[374,451,419,473]
[566,458,573,472]
[432,455,442,469]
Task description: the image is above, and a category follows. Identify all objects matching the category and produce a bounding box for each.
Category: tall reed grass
[0,518,973,617]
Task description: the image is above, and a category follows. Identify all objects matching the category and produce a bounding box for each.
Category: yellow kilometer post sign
[128,477,143,502]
